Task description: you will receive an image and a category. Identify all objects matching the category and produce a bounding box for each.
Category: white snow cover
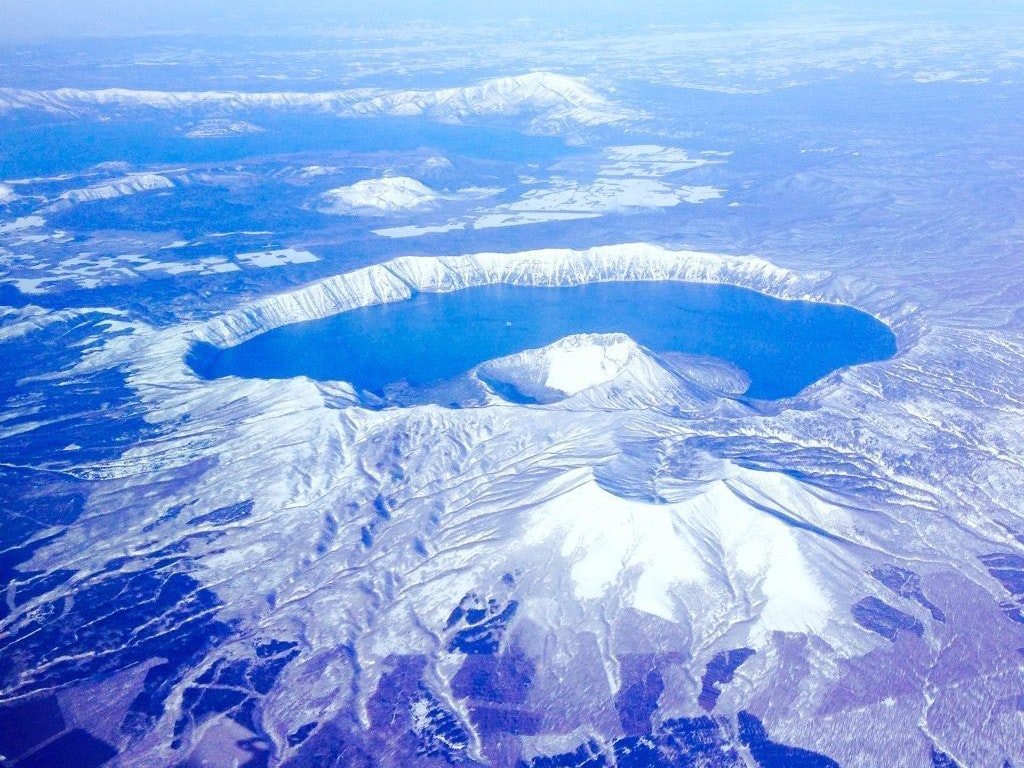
[183,119,265,138]
[479,333,639,400]
[318,177,440,215]
[912,70,989,84]
[235,248,319,268]
[470,178,723,229]
[541,334,635,395]
[57,237,1016,767]
[599,145,715,177]
[475,333,723,409]
[372,222,467,238]
[0,72,637,133]
[54,173,174,206]
[379,143,726,237]
[521,470,833,634]
[0,215,44,234]
[193,243,827,348]
[0,305,125,342]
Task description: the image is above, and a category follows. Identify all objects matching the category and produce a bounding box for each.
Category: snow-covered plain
[1,15,1023,768]
[371,144,725,236]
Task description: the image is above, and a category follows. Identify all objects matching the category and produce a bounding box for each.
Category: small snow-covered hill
[318,177,440,215]
[475,332,737,411]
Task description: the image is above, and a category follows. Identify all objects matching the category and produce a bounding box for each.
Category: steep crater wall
[192,244,848,349]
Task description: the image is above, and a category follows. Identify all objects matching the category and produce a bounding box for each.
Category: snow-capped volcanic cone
[476,332,743,410]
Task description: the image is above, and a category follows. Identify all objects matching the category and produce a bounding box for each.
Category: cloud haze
[1,0,1016,41]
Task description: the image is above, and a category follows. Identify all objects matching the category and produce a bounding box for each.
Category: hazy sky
[2,0,1016,41]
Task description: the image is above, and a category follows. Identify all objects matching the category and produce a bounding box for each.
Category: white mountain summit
[318,177,441,215]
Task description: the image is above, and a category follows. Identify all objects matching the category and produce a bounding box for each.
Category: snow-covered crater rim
[191,243,903,351]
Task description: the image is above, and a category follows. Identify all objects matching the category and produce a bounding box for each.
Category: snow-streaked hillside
[38,238,1016,767]
[0,72,638,134]
[193,244,831,349]
[3,231,1022,767]
[475,333,743,412]
[52,172,174,208]
[318,176,441,215]
[480,333,647,400]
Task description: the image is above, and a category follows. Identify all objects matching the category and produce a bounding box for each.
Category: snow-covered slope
[475,332,733,411]
[52,172,174,208]
[0,305,126,342]
[478,333,646,402]
[347,71,633,130]
[0,72,637,134]
[11,234,1022,767]
[193,243,833,348]
[317,176,440,215]
[519,468,838,634]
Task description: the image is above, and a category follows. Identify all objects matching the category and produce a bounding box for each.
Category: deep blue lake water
[188,281,896,400]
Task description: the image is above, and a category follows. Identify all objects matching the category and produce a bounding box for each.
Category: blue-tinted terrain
[0,114,571,178]
[2,8,1023,768]
[189,281,895,400]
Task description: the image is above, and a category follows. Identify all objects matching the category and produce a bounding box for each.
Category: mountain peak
[318,176,440,215]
